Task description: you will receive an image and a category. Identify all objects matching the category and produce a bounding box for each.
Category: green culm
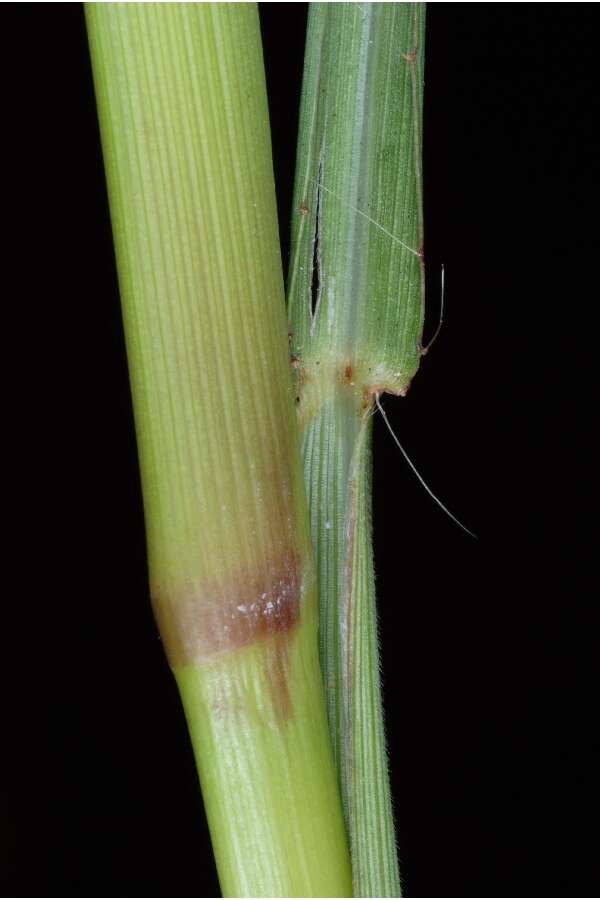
[288,4,425,896]
[86,2,425,896]
[86,4,351,896]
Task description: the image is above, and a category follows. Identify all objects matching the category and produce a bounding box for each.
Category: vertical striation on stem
[86,5,351,896]
[288,4,426,895]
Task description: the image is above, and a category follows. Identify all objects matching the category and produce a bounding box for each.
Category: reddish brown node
[152,552,304,724]
[152,550,301,667]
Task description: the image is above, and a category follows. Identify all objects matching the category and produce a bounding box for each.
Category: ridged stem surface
[288,4,426,895]
[86,5,351,896]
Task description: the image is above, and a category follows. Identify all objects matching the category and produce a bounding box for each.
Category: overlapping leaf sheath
[288,4,425,895]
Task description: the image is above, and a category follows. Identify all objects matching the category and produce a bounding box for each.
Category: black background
[2,4,597,898]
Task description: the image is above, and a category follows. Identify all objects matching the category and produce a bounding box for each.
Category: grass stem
[86,5,351,895]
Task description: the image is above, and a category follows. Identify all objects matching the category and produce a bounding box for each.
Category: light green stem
[86,5,351,896]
